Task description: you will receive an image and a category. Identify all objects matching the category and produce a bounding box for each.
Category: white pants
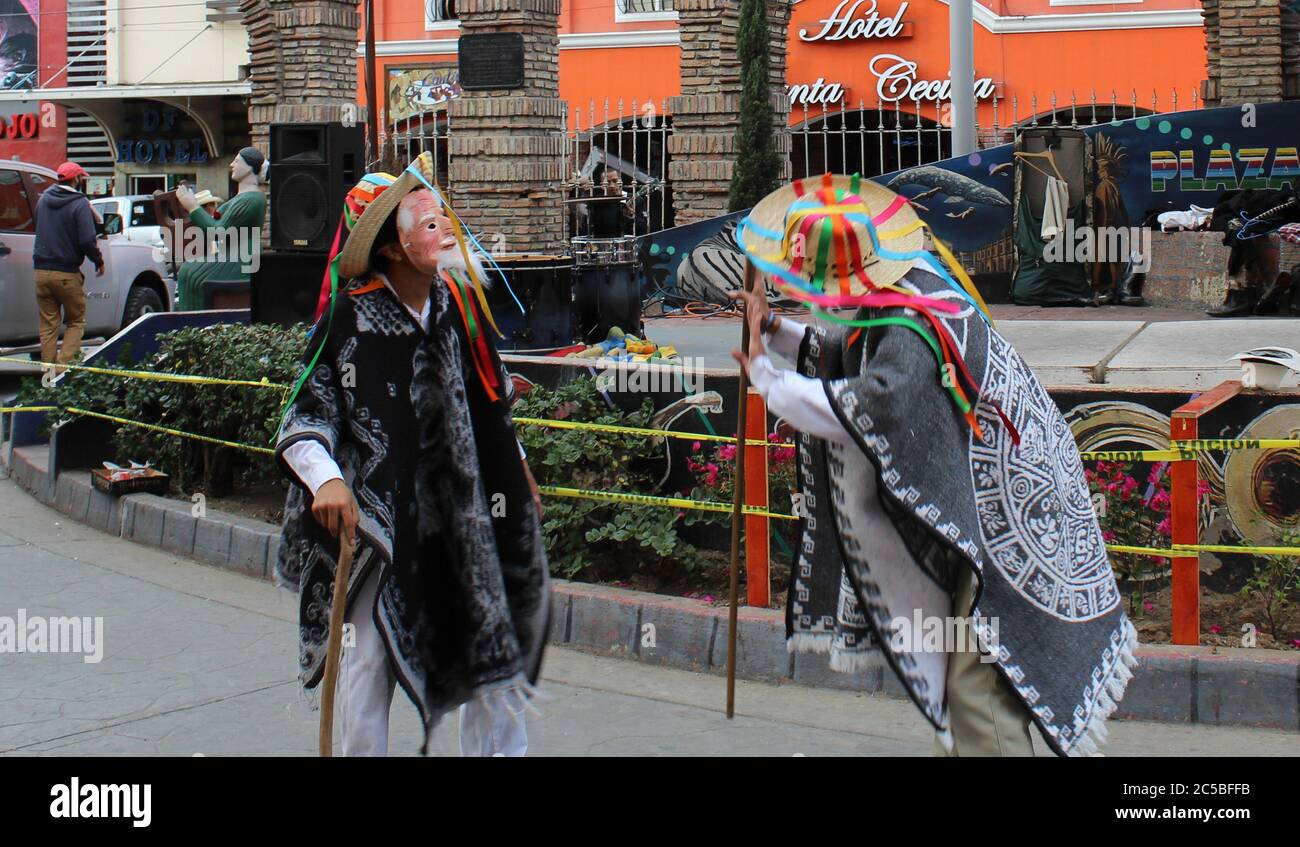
[337,566,529,757]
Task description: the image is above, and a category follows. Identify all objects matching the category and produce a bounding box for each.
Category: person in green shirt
[173,147,268,310]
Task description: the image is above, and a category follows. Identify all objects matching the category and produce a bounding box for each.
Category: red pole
[1168,379,1242,645]
[1169,414,1200,646]
[743,389,770,607]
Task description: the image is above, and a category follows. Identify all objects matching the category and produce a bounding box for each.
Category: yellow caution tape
[0,406,59,414]
[1108,543,1300,558]
[1172,438,1300,451]
[1079,450,1184,462]
[537,485,799,521]
[515,417,795,450]
[0,356,290,391]
[61,407,276,455]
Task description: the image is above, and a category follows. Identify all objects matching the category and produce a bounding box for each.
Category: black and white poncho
[787,267,1137,757]
[275,274,550,750]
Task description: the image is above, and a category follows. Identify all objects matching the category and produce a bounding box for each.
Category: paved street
[0,476,1295,758]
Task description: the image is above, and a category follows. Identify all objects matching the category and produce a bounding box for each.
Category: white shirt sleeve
[746,354,857,447]
[762,316,808,365]
[282,440,344,496]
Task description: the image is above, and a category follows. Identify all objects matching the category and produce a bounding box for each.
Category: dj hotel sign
[788,0,999,106]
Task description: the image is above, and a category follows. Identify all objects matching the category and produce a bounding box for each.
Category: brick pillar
[1283,2,1300,98]
[668,0,791,225]
[448,0,566,254]
[241,1,361,153]
[1202,0,1288,106]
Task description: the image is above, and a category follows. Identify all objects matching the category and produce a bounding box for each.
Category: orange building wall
[364,0,1208,130]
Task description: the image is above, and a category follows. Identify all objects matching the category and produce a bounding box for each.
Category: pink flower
[1148,465,1166,485]
[1196,480,1211,498]
[1143,600,1154,612]
[1150,490,1170,510]
[701,594,716,605]
[1291,640,1300,649]
[718,445,737,462]
[1209,624,1223,634]
[692,441,702,453]
[1102,530,1116,542]
[1120,477,1138,498]
[1105,482,1118,493]
[706,463,719,487]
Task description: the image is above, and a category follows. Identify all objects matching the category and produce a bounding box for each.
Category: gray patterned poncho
[276,274,550,751]
[787,267,1137,757]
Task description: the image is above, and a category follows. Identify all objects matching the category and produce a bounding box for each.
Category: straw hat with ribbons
[736,173,1008,439]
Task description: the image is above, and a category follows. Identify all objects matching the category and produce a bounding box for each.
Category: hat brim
[336,169,425,279]
[740,174,924,295]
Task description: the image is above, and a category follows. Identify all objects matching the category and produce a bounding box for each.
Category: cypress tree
[727,0,783,212]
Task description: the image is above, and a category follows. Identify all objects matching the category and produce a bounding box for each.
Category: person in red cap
[33,161,104,365]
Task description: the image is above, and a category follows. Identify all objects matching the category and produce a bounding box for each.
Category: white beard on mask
[434,244,490,287]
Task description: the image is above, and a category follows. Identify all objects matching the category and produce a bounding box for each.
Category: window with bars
[67,0,109,88]
[618,0,676,13]
[425,0,458,25]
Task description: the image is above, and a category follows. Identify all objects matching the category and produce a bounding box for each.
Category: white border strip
[360,30,682,57]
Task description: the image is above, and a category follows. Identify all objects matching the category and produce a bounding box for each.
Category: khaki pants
[35,269,87,365]
[933,569,1037,757]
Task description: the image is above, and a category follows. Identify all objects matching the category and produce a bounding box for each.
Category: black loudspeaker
[252,251,329,327]
[270,122,365,253]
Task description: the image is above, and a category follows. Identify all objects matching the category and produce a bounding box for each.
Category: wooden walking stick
[726,261,759,719]
[319,536,356,757]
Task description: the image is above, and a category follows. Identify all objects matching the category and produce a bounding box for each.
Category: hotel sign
[799,0,912,42]
[790,0,998,106]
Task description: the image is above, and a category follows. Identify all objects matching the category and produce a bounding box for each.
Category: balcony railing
[618,0,676,13]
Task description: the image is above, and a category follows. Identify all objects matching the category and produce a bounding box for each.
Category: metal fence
[790,88,1204,181]
[562,98,675,241]
[379,87,1204,243]
[380,111,452,187]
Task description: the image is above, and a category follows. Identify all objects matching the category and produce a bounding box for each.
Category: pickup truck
[0,161,176,348]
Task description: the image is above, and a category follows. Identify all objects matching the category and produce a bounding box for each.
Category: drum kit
[488,194,646,352]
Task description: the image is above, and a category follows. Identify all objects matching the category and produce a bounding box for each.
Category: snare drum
[571,236,639,267]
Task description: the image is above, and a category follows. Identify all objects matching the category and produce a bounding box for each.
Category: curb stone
[4,443,1298,732]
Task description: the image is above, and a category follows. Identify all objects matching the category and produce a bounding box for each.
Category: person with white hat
[275,152,549,757]
[729,173,1136,756]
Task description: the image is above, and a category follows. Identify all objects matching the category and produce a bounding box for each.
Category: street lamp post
[949,0,977,156]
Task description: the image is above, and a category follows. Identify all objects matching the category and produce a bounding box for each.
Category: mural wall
[641,100,1300,304]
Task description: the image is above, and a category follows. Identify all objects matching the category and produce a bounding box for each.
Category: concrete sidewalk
[0,477,1295,757]
[640,312,1300,389]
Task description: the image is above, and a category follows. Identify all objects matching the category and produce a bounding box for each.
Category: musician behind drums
[588,168,635,238]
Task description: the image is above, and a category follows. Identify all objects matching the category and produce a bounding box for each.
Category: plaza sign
[799,0,911,42]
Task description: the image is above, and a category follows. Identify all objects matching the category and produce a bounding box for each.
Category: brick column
[668,0,791,225]
[1201,0,1294,106]
[447,0,566,254]
[241,0,361,153]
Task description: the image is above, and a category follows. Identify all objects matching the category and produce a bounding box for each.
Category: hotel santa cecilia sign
[789,0,999,106]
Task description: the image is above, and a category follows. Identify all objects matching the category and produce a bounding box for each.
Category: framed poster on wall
[386,64,462,125]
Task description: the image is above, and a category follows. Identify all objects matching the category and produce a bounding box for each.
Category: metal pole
[364,0,380,167]
[726,261,759,719]
[948,0,977,155]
